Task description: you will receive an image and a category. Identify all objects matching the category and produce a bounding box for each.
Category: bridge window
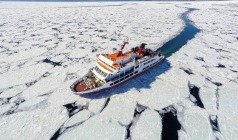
[94,66,107,77]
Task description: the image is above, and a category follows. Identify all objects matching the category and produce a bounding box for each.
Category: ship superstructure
[70,42,164,95]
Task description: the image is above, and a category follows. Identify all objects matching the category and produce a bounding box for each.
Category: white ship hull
[70,54,164,95]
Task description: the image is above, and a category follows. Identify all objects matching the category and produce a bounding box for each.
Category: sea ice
[0,63,53,89]
[0,1,237,139]
[218,82,238,140]
[131,109,162,140]
[58,114,125,140]
[0,106,68,140]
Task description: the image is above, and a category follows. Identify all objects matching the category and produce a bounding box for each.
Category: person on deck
[137,43,147,57]
[137,47,143,56]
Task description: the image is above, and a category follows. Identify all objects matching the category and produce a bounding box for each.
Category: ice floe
[0,1,237,140]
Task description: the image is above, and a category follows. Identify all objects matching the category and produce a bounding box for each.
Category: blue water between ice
[157,8,201,58]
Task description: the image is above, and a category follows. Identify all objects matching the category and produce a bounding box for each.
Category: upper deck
[97,51,137,70]
[105,51,135,62]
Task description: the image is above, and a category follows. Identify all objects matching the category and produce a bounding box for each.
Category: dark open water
[157,8,201,57]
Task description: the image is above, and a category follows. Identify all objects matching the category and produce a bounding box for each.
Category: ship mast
[117,41,128,57]
[117,41,128,68]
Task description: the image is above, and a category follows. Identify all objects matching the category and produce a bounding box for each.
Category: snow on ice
[0,1,238,140]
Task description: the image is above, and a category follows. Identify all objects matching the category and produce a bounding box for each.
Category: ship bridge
[97,52,137,69]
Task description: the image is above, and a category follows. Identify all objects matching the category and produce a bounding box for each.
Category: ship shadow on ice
[80,59,171,99]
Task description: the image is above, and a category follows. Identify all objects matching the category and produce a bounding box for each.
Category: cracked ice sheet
[88,97,107,114]
[58,114,125,140]
[178,104,214,140]
[0,2,186,139]
[0,47,48,63]
[199,86,218,115]
[131,109,162,140]
[0,2,185,57]
[99,90,139,125]
[18,95,49,111]
[1,1,238,140]
[0,104,12,115]
[0,85,27,98]
[0,106,68,140]
[48,79,82,107]
[137,70,190,111]
[168,2,238,140]
[0,63,53,89]
[188,2,238,81]
[218,82,238,140]
[63,110,91,128]
[21,71,66,100]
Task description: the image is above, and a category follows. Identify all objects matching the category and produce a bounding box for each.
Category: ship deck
[106,51,135,62]
[74,77,99,92]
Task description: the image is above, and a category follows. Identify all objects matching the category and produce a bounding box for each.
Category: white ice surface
[0,1,238,140]
[131,109,162,140]
[99,91,139,125]
[58,114,125,140]
[0,85,26,98]
[21,72,66,100]
[218,82,238,140]
[179,105,214,140]
[88,97,106,114]
[0,106,68,140]
[0,63,53,89]
[63,110,91,128]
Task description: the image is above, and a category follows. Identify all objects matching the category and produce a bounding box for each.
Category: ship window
[130,73,133,76]
[125,75,129,78]
[95,66,107,77]
[124,67,134,75]
[135,65,139,69]
[144,60,150,65]
[111,75,119,81]
[135,71,138,74]
[114,80,119,84]
[103,72,107,77]
[110,83,113,86]
[120,73,125,78]
[120,78,125,81]
[129,68,134,73]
